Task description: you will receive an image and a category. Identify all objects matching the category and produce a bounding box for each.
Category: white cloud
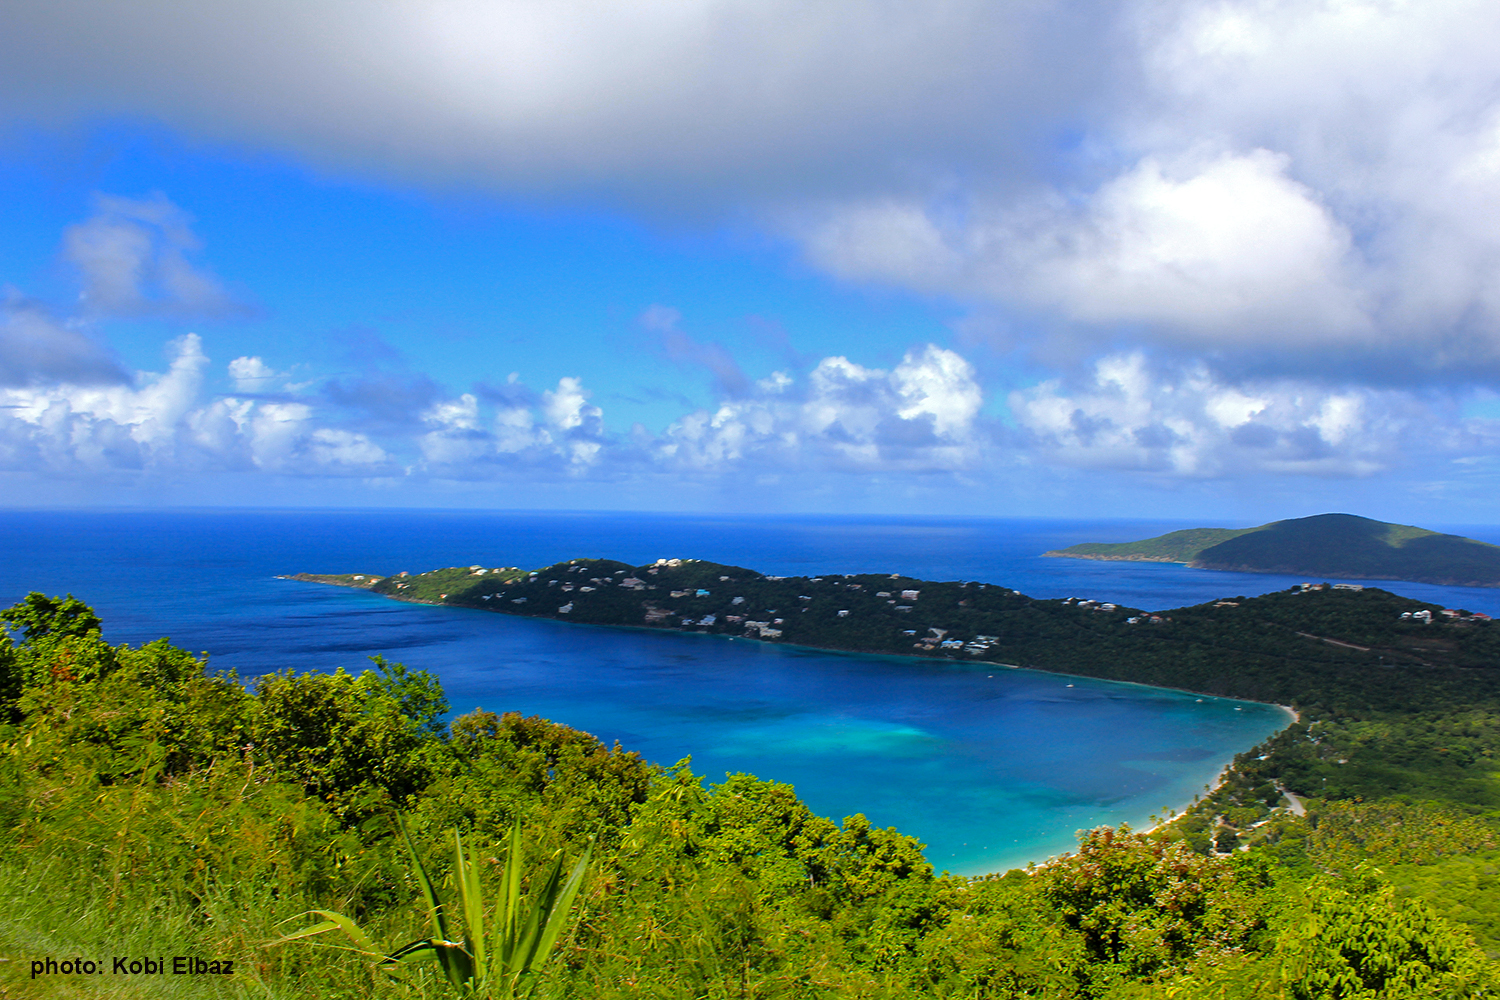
[0,333,210,473]
[792,0,1500,380]
[5,325,1498,495]
[417,377,608,476]
[1004,149,1368,341]
[1008,353,1443,477]
[307,428,390,469]
[0,335,390,476]
[541,377,597,433]
[801,147,1374,355]
[1121,0,1500,362]
[656,344,985,473]
[227,355,281,392]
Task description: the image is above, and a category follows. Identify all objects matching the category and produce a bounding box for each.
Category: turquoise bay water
[6,510,1497,874]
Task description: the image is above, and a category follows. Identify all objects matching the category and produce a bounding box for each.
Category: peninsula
[285,553,1500,710]
[1043,512,1500,587]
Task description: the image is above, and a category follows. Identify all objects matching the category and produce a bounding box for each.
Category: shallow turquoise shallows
[8,510,1498,874]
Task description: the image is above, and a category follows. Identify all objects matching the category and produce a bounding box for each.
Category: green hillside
[6,570,1500,997]
[1047,513,1500,587]
[1044,526,1255,562]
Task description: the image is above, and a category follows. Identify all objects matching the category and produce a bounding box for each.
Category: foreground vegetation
[2,586,1498,998]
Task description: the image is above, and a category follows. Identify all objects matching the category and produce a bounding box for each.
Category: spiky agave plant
[276,816,591,998]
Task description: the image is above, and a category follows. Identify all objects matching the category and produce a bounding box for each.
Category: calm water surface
[6,509,1496,874]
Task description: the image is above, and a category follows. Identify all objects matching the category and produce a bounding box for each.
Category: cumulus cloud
[62,194,244,318]
[386,341,990,481]
[0,200,389,479]
[5,198,1003,486]
[1008,353,1452,478]
[1006,149,1366,342]
[5,318,1498,494]
[417,376,607,477]
[227,355,281,393]
[655,344,985,473]
[1119,0,1500,369]
[0,335,390,476]
[807,148,1370,346]
[794,0,1500,382]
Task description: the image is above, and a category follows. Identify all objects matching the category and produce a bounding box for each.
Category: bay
[6,509,1497,875]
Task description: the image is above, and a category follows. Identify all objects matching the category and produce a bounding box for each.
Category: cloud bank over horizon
[2,197,1491,503]
[2,1,1499,515]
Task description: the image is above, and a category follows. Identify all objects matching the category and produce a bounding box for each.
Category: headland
[1044,512,1500,587]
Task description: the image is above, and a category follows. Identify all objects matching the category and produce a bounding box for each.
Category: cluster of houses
[742,621,784,638]
[911,628,1000,655]
[1062,598,1118,612]
[468,565,518,576]
[1400,608,1493,623]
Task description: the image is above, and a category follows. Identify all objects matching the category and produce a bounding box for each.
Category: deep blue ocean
[7,509,1500,875]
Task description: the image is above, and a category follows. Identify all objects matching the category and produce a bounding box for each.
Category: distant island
[1043,512,1500,587]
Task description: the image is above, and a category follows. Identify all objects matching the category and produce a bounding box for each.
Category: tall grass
[0,752,440,999]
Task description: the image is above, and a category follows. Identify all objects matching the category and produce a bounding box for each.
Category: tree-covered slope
[1046,513,1500,586]
[1044,526,1256,562]
[290,554,1500,711]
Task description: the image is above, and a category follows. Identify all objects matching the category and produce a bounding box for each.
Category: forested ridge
[296,552,1500,713]
[3,573,1499,998]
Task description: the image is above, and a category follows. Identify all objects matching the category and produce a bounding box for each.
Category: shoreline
[1130,701,1300,855]
[1138,701,1299,835]
[1039,554,1500,589]
[285,573,1306,714]
[1042,551,1185,564]
[286,574,1303,876]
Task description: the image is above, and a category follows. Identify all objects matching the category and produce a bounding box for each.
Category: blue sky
[3,1,1500,524]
